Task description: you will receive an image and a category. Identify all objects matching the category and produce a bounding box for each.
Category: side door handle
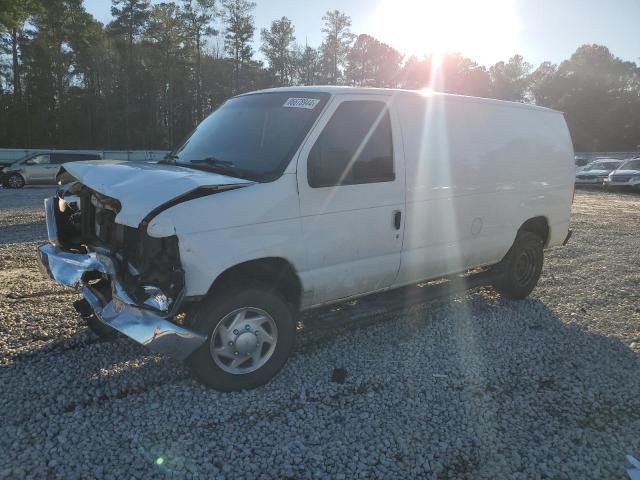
[393,210,402,230]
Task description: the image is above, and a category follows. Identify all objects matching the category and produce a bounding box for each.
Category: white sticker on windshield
[283,97,320,109]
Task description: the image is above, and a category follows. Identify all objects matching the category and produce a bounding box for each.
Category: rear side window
[308,100,394,188]
[26,154,50,165]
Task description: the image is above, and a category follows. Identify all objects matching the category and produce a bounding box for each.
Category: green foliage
[260,16,295,86]
[110,0,150,43]
[346,34,402,87]
[0,4,638,153]
[0,0,42,30]
[489,55,532,102]
[221,0,255,92]
[181,0,217,120]
[320,10,354,85]
[292,44,321,86]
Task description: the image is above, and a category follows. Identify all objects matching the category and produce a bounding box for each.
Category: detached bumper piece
[38,197,206,360]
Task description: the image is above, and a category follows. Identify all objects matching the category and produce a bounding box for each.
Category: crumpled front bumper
[37,197,206,361]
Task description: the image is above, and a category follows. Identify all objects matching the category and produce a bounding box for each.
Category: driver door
[296,95,406,305]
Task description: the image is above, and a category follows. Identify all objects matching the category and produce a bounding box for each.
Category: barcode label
[283,97,320,109]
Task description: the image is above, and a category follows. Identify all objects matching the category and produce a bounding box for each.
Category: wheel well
[518,216,549,246]
[207,258,302,311]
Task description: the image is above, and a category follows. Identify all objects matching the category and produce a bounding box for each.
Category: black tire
[187,282,296,391]
[493,231,544,300]
[86,315,120,340]
[5,173,25,189]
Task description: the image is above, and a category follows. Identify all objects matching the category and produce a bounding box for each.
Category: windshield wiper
[184,157,257,181]
[190,156,234,167]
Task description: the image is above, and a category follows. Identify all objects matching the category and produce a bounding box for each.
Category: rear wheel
[493,231,544,299]
[5,173,25,189]
[187,282,296,391]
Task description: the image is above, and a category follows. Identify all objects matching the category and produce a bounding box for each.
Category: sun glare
[367,0,522,65]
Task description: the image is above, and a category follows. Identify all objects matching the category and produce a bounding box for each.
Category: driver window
[308,100,394,188]
[26,154,50,165]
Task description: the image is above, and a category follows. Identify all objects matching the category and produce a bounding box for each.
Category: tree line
[1,0,639,152]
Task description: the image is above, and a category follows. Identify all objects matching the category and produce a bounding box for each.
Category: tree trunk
[196,33,202,122]
[125,15,134,149]
[11,28,21,101]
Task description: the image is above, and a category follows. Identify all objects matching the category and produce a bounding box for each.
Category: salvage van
[37,87,574,391]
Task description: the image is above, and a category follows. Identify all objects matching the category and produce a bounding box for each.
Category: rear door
[296,94,406,305]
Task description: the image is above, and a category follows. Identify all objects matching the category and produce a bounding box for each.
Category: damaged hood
[62,161,253,227]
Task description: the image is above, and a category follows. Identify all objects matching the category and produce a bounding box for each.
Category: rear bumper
[604,179,640,189]
[37,197,206,360]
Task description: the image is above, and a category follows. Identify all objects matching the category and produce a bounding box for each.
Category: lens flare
[367,0,522,65]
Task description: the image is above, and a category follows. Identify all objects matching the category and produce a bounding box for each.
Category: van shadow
[294,285,640,474]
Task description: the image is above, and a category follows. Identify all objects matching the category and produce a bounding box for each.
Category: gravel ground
[1,186,639,479]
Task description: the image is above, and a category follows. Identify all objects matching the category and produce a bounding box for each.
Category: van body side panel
[146,174,308,298]
[394,94,573,286]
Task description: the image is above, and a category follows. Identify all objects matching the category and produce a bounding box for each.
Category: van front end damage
[37,189,207,360]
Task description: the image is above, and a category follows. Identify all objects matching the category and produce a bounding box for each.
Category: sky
[84,0,640,67]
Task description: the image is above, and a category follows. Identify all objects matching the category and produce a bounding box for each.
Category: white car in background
[575,159,623,187]
[2,151,102,188]
[604,158,640,191]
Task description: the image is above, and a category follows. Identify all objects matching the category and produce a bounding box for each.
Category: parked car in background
[575,159,623,187]
[0,159,14,184]
[604,158,640,191]
[2,151,102,188]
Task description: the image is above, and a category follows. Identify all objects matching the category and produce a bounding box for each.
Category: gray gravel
[1,186,640,479]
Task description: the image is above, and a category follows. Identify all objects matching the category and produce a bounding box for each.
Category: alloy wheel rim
[210,307,278,375]
[8,175,22,188]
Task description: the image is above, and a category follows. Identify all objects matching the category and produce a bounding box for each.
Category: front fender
[145,174,306,297]
[177,218,307,297]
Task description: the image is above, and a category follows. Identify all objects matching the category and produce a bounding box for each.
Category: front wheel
[493,231,544,299]
[5,173,25,189]
[187,282,296,391]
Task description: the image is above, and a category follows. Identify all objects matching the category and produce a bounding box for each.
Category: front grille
[611,175,631,183]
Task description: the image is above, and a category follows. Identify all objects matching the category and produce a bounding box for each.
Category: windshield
[171,92,330,181]
[618,159,640,171]
[585,162,620,171]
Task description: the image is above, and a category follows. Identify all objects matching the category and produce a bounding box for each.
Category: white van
[38,87,575,391]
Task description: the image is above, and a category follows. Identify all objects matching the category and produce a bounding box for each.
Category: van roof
[246,85,561,115]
